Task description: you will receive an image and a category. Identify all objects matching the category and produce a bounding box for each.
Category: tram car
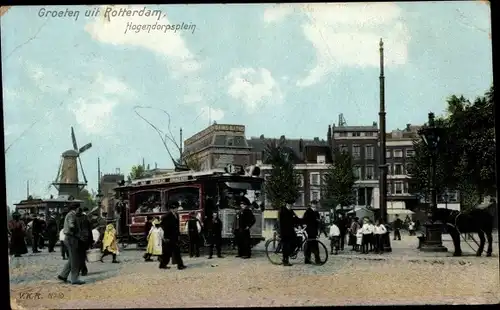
[14,195,84,246]
[113,164,265,251]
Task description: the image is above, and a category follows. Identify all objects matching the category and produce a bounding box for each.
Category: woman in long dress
[144,219,163,262]
[100,224,119,263]
[8,212,28,257]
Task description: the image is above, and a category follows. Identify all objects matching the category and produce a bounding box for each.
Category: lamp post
[443,190,449,210]
[378,38,392,252]
[418,112,447,252]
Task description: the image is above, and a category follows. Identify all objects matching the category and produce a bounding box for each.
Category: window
[310,173,320,186]
[310,190,320,203]
[297,174,304,187]
[365,132,374,137]
[352,145,361,159]
[406,149,415,157]
[339,132,347,137]
[339,144,348,153]
[406,163,413,175]
[394,164,403,175]
[386,150,392,158]
[365,165,374,179]
[295,192,305,207]
[394,149,403,158]
[352,132,361,137]
[316,155,326,164]
[394,182,403,194]
[166,187,201,211]
[353,166,361,179]
[365,145,374,159]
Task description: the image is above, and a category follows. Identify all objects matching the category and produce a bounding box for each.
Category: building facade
[183,124,252,170]
[247,135,332,230]
[100,173,125,216]
[329,122,380,208]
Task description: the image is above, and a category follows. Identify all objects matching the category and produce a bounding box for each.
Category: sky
[1,2,492,206]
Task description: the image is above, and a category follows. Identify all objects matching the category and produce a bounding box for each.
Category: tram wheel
[302,239,329,266]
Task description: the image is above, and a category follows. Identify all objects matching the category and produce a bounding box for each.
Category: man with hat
[279,199,301,266]
[302,200,321,264]
[45,212,59,253]
[237,198,256,259]
[159,201,186,270]
[76,207,93,276]
[187,211,202,258]
[58,203,85,285]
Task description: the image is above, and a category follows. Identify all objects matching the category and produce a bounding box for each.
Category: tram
[113,164,265,250]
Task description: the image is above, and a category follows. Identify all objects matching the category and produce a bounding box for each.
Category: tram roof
[120,168,263,189]
[15,196,84,206]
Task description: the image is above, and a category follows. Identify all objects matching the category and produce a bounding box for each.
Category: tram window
[132,191,162,214]
[166,187,200,211]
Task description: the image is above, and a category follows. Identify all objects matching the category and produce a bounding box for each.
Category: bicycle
[265,226,328,266]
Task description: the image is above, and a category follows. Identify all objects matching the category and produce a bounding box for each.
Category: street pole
[378,38,391,252]
[419,113,447,252]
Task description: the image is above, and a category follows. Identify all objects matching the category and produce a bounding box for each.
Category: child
[361,218,372,254]
[373,219,387,254]
[59,228,68,260]
[408,220,415,236]
[144,219,163,262]
[328,222,341,255]
[100,224,120,263]
[356,223,363,252]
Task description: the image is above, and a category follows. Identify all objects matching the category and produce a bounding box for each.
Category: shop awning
[387,209,414,215]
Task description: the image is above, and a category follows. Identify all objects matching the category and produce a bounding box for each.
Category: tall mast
[179,128,183,162]
[26,180,30,199]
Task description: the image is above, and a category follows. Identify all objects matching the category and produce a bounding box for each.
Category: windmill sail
[79,143,92,153]
[71,127,78,151]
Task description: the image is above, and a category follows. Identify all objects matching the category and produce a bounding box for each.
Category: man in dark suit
[207,211,223,259]
[76,208,94,276]
[159,202,186,270]
[46,213,59,253]
[31,215,43,253]
[279,200,301,266]
[187,211,201,257]
[238,199,256,259]
[302,200,321,264]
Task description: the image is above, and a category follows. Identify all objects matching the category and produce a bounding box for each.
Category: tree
[263,138,301,210]
[408,86,495,210]
[79,188,97,210]
[128,165,146,181]
[322,149,356,211]
[181,151,202,171]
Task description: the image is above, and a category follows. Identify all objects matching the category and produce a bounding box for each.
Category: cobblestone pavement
[10,233,500,308]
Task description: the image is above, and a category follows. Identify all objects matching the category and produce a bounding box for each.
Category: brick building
[183,124,251,170]
[328,122,380,208]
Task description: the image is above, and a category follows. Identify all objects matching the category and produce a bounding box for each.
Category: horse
[433,205,495,257]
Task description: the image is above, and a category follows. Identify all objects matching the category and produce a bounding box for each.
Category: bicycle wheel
[303,239,328,266]
[265,237,283,265]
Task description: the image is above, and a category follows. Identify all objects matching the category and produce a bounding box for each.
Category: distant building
[247,135,332,231]
[183,124,252,170]
[329,121,380,208]
[99,173,125,216]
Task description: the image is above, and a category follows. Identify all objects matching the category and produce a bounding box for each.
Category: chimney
[280,135,285,140]
[155,162,158,169]
[373,121,378,127]
[406,124,411,131]
[299,139,304,152]
[259,134,264,139]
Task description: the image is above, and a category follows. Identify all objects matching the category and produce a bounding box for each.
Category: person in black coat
[76,209,94,276]
[279,200,301,266]
[31,215,43,253]
[337,213,349,251]
[187,211,201,257]
[207,212,223,259]
[8,212,28,257]
[159,202,186,270]
[46,213,59,253]
[302,200,321,264]
[237,199,256,259]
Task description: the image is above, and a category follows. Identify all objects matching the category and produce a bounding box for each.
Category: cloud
[263,3,410,87]
[199,106,224,122]
[68,73,135,134]
[183,94,203,104]
[226,68,283,112]
[85,5,200,77]
[72,97,118,134]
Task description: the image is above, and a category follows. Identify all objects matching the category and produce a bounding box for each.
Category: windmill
[52,127,92,198]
